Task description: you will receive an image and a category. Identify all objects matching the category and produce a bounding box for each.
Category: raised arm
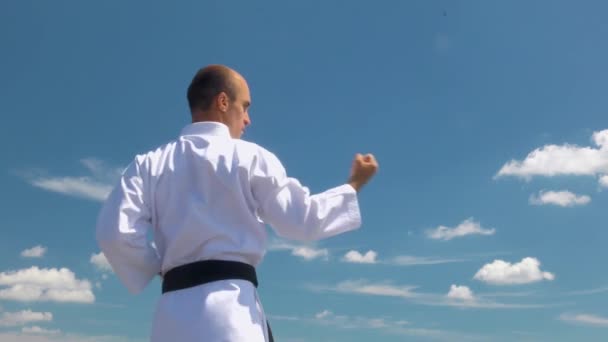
[252,150,378,242]
[95,157,161,294]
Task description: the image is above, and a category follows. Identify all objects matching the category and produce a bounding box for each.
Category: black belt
[162,259,258,294]
[161,260,274,342]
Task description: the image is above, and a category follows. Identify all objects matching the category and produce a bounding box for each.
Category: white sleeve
[251,150,362,242]
[95,157,161,294]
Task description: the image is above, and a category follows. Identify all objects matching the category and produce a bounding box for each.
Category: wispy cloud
[313,280,546,310]
[330,280,418,298]
[0,310,52,327]
[272,240,471,267]
[90,252,112,273]
[341,249,468,267]
[426,218,495,241]
[0,267,94,303]
[474,257,554,285]
[274,309,487,341]
[559,313,608,327]
[389,255,468,266]
[22,158,122,202]
[20,246,47,258]
[312,309,409,330]
[495,129,608,186]
[0,332,143,342]
[529,190,591,207]
[565,286,608,296]
[21,326,61,335]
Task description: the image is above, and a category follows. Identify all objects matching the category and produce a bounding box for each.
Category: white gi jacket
[96,121,362,341]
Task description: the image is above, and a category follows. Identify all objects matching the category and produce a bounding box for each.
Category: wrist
[348,180,361,192]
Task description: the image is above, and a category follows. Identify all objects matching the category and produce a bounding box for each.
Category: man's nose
[244,114,251,126]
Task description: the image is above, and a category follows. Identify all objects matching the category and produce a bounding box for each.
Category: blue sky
[1,1,608,341]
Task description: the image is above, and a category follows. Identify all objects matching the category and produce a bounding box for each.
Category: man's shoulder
[234,139,280,162]
[234,139,285,174]
[130,139,179,169]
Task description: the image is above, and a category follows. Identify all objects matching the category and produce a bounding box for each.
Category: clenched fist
[348,153,378,192]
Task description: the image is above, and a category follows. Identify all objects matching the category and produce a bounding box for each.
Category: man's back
[150,122,271,274]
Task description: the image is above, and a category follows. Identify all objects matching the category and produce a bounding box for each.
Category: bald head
[186,65,252,138]
[187,65,240,113]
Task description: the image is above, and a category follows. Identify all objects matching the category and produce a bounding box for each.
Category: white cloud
[268,240,329,261]
[446,285,474,301]
[21,246,47,258]
[495,129,608,184]
[560,313,608,327]
[529,190,591,207]
[22,326,60,335]
[0,310,52,327]
[474,257,555,285]
[600,175,608,188]
[90,252,112,273]
[0,267,94,303]
[315,309,332,319]
[342,250,377,264]
[426,218,495,241]
[291,247,328,261]
[24,158,122,202]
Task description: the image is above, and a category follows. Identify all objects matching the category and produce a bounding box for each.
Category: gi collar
[180,121,231,137]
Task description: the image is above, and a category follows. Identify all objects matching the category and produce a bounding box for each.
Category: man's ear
[217,92,229,113]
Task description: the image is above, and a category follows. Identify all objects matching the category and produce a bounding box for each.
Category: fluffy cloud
[0,310,52,327]
[21,246,47,258]
[495,129,608,184]
[89,253,112,273]
[446,285,474,301]
[342,250,377,264]
[600,175,608,188]
[560,313,608,327]
[291,247,328,261]
[426,218,495,240]
[268,241,329,261]
[474,258,555,285]
[529,190,591,207]
[0,267,94,303]
[24,158,122,202]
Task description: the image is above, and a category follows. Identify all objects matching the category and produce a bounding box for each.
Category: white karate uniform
[96,121,362,342]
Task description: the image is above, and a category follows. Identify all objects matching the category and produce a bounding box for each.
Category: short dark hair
[187,65,237,112]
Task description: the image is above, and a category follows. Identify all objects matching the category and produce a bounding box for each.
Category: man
[96,65,378,342]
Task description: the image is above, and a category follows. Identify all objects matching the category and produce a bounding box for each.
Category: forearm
[262,182,362,242]
[97,232,161,293]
